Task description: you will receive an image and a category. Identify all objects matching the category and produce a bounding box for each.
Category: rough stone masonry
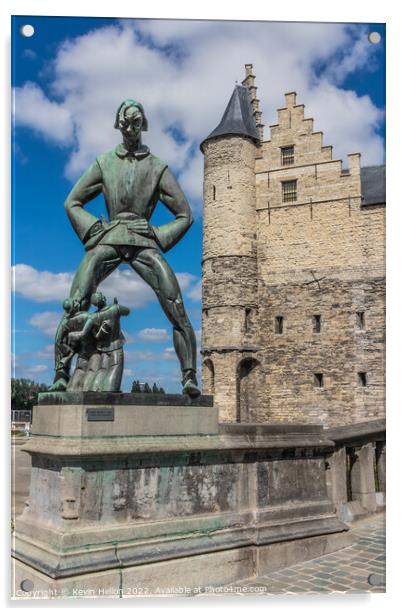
[200,64,385,426]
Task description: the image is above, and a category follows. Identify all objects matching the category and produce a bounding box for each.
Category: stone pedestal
[12,394,353,598]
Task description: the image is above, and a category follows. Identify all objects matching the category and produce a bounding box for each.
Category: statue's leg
[70,244,121,305]
[129,249,199,395]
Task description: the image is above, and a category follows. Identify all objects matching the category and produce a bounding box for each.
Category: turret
[200,65,261,422]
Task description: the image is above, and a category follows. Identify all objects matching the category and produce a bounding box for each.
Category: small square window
[313,315,321,333]
[275,316,284,334]
[314,373,324,387]
[281,146,294,166]
[282,180,297,203]
[356,311,365,329]
[358,372,367,386]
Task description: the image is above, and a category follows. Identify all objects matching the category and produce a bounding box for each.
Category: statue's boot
[49,369,68,392]
[49,378,68,392]
[182,369,201,397]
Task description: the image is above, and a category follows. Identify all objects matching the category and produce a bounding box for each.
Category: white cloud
[303,82,384,167]
[29,312,61,337]
[37,344,54,358]
[138,328,170,342]
[13,82,74,144]
[324,28,378,86]
[187,279,202,302]
[98,268,155,307]
[13,263,200,308]
[12,264,72,303]
[176,272,198,290]
[12,354,50,380]
[125,349,159,362]
[26,364,48,374]
[162,347,176,361]
[13,20,385,209]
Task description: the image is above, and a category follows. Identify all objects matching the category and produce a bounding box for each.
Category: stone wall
[254,93,385,426]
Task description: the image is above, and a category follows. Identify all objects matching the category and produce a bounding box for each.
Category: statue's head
[62,298,80,315]
[114,99,148,146]
[80,297,91,311]
[91,292,107,310]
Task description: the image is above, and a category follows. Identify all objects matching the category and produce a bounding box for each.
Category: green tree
[131,380,141,393]
[11,378,48,410]
[131,380,166,394]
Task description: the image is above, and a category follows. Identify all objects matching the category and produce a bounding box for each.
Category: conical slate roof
[200,85,259,151]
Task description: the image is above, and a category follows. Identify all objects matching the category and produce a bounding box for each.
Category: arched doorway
[236,358,260,422]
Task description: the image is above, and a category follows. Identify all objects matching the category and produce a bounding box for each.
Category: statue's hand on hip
[88,220,103,237]
[127,219,155,238]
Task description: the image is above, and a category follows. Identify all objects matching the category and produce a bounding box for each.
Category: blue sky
[11,16,385,392]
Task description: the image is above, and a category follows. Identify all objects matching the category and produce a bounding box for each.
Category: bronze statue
[51,99,200,396]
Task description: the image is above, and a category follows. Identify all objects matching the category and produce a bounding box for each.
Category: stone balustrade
[324,419,385,523]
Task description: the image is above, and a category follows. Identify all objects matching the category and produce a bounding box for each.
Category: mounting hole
[368,573,385,586]
[20,578,34,592]
[20,24,35,38]
[368,31,381,44]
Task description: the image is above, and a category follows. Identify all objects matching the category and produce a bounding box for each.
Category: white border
[1,1,400,613]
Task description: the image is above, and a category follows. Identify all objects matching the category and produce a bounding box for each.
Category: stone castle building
[200,64,385,427]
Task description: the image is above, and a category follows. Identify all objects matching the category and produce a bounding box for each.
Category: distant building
[11,409,32,433]
[200,64,385,427]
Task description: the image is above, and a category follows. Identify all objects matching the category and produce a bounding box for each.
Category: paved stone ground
[201,514,385,596]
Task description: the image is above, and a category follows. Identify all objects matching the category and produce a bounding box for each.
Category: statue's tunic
[65,144,193,253]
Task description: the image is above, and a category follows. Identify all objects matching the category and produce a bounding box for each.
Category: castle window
[281,146,294,166]
[245,308,252,333]
[213,185,216,200]
[358,372,367,386]
[314,373,324,388]
[275,316,284,334]
[313,314,321,333]
[282,180,297,203]
[356,311,365,329]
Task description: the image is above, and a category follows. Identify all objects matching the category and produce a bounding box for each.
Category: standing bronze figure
[51,99,200,396]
